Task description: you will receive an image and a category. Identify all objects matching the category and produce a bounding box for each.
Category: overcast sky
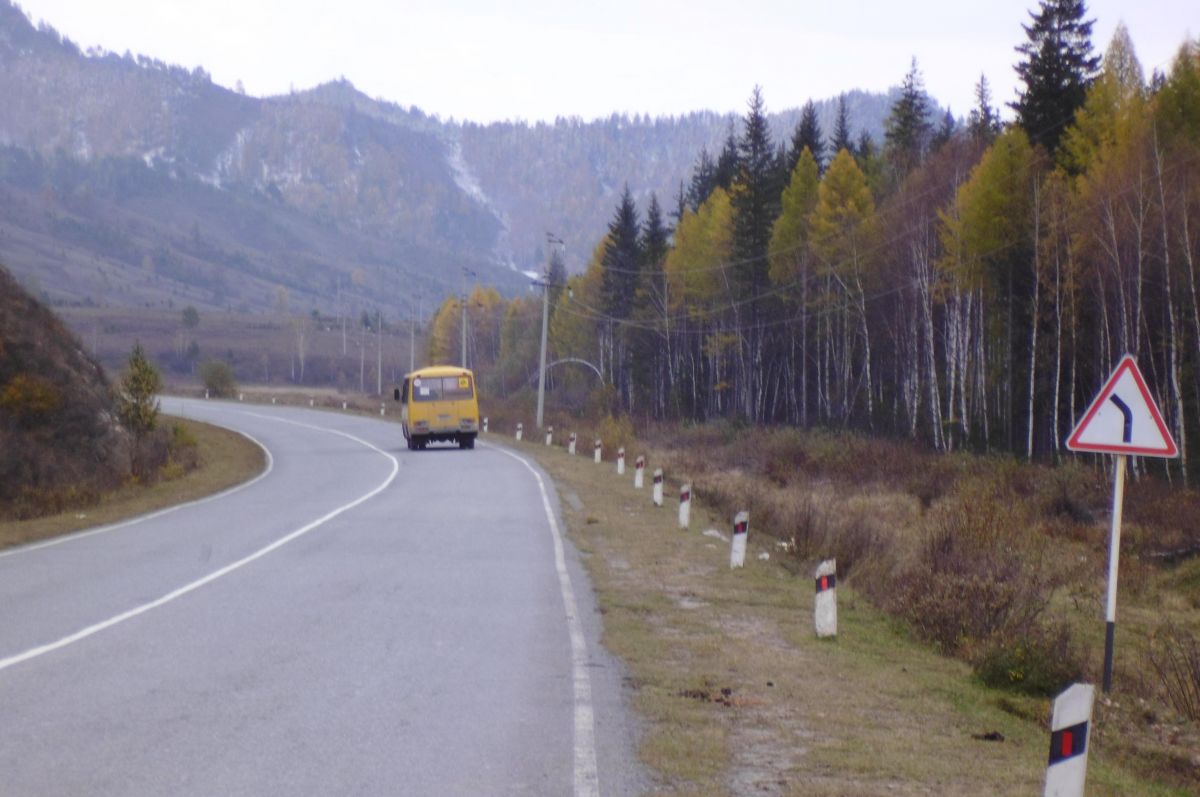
[13,0,1199,123]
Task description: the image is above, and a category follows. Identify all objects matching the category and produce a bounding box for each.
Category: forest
[425,1,1200,480]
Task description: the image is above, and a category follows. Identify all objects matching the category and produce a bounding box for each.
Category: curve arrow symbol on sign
[1108,394,1132,444]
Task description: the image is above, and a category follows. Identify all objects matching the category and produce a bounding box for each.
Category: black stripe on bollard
[815,573,837,593]
[1048,721,1088,765]
[680,490,690,503]
[733,521,748,536]
[653,473,663,484]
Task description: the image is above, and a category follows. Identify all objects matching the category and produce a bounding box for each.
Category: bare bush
[1150,625,1200,720]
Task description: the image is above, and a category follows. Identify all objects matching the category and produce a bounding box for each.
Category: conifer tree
[884,58,933,176]
[731,87,781,289]
[727,88,784,418]
[687,148,717,211]
[1012,0,1101,154]
[714,125,741,190]
[967,74,1002,143]
[790,99,825,172]
[600,187,642,318]
[931,108,957,151]
[641,193,670,275]
[831,94,853,156]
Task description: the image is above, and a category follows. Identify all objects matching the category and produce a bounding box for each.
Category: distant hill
[0,0,906,316]
[0,260,131,517]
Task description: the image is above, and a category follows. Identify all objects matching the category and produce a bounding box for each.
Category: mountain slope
[0,0,902,314]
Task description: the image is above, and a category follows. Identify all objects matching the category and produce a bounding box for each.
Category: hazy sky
[13,0,1199,123]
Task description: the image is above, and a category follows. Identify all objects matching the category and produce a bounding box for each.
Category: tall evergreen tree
[967,73,1002,143]
[600,186,642,318]
[641,193,670,274]
[831,94,853,156]
[730,87,783,419]
[931,108,957,151]
[731,87,781,281]
[687,147,717,211]
[790,99,825,172]
[672,181,688,226]
[884,58,934,176]
[714,124,741,190]
[1012,0,1101,154]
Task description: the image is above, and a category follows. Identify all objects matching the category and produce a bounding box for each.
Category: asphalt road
[0,398,644,796]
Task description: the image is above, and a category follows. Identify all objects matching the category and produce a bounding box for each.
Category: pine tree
[731,87,781,285]
[116,343,161,440]
[116,342,162,475]
[714,124,740,190]
[884,58,933,176]
[1012,0,1101,154]
[831,94,853,156]
[687,148,717,211]
[641,193,670,274]
[729,87,784,418]
[790,99,825,172]
[600,186,642,319]
[967,74,1001,143]
[931,108,957,151]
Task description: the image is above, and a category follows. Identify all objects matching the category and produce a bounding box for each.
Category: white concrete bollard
[342,401,347,410]
[309,398,314,407]
[380,404,385,416]
[593,439,602,464]
[730,511,749,568]
[617,447,625,475]
[516,423,524,442]
[545,426,553,446]
[568,433,577,455]
[652,468,664,507]
[272,397,277,405]
[815,559,837,638]
[204,389,209,399]
[1043,684,1095,797]
[634,456,645,489]
[482,417,489,433]
[679,484,692,529]
[238,393,244,401]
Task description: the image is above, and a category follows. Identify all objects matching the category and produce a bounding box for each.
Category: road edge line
[484,441,600,797]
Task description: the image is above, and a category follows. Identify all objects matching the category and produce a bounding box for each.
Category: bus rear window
[412,376,474,401]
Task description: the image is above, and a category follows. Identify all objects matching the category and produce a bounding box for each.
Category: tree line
[429,0,1200,480]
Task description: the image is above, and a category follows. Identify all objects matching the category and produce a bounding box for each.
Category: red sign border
[1066,354,1178,457]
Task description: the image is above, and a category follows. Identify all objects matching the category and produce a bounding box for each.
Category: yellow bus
[393,366,480,450]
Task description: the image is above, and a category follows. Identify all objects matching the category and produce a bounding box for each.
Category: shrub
[974,624,1084,697]
[199,359,237,398]
[1149,624,1200,720]
[597,414,635,454]
[889,483,1059,654]
[0,373,62,427]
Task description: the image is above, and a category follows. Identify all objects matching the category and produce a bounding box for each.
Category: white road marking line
[0,429,274,561]
[484,442,600,797]
[0,419,399,673]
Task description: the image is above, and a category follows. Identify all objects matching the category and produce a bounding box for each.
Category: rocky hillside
[0,260,131,516]
[0,0,901,315]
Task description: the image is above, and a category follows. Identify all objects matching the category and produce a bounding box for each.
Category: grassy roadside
[0,416,265,551]
[500,431,1192,796]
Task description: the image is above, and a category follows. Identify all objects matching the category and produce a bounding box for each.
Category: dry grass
[496,427,1197,796]
[0,415,265,550]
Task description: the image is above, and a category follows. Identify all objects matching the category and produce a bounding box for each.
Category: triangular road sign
[1067,354,1178,457]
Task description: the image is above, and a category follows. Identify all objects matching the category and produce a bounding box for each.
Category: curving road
[0,398,643,796]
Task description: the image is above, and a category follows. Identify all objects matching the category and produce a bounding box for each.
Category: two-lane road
[0,399,642,796]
